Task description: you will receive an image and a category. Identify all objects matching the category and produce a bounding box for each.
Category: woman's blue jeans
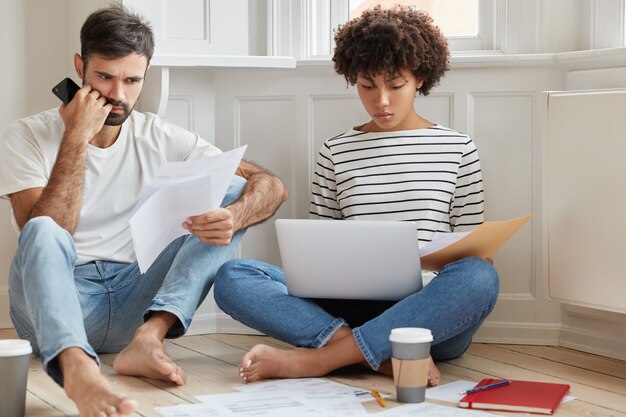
[8,176,247,385]
[214,256,499,370]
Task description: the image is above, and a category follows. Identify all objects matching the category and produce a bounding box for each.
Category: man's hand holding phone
[52,77,81,105]
[53,78,112,142]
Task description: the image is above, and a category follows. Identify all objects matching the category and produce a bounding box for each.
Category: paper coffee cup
[389,328,433,403]
[0,339,32,417]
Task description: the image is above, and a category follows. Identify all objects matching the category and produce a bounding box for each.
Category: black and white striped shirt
[309,125,485,245]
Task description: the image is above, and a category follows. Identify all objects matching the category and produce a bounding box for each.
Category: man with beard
[0,5,287,417]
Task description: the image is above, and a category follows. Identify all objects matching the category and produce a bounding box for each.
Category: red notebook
[459,379,570,415]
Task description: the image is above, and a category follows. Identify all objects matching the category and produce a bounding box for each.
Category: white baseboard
[472,320,561,345]
[559,324,626,361]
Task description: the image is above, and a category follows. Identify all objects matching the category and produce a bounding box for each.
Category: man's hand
[182,208,237,246]
[59,84,112,143]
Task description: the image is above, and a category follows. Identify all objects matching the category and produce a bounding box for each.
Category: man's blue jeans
[214,256,499,370]
[9,176,247,385]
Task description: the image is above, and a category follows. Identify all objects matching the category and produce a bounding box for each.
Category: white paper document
[129,145,247,272]
[155,402,221,417]
[196,390,365,416]
[420,232,469,257]
[376,402,500,416]
[231,377,382,402]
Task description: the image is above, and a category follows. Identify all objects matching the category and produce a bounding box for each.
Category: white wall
[1,0,625,361]
[0,0,68,327]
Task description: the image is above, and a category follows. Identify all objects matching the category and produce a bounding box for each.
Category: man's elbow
[273,175,288,203]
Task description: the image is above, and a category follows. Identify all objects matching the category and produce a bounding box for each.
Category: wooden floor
[1,328,625,417]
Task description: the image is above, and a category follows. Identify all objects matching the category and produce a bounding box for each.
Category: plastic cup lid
[389,327,433,343]
[0,339,32,356]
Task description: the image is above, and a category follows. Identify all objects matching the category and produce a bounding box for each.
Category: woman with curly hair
[214,6,499,385]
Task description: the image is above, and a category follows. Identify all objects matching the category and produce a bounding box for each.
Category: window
[268,0,502,59]
[349,0,479,38]
[348,0,499,52]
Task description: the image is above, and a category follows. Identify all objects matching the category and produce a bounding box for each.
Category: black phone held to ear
[52,78,80,105]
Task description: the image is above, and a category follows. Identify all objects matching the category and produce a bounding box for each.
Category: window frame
[269,0,505,59]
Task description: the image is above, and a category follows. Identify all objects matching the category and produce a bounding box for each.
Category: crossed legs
[238,326,441,385]
[215,257,499,385]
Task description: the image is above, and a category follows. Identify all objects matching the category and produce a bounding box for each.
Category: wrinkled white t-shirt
[0,108,221,265]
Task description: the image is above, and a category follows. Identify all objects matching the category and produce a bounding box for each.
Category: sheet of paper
[156,403,221,417]
[426,380,476,403]
[420,214,533,271]
[195,390,367,416]
[233,378,391,402]
[420,232,469,257]
[375,402,500,416]
[129,146,246,272]
[232,377,381,402]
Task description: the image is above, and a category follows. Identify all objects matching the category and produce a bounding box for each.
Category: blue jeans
[9,176,247,385]
[214,257,499,370]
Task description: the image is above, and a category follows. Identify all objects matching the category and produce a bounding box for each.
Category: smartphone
[52,77,81,105]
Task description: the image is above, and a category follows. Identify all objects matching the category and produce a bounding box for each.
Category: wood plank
[169,334,248,366]
[205,333,293,350]
[468,344,626,395]
[493,344,626,379]
[25,391,68,417]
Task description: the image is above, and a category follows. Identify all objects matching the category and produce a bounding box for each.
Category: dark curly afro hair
[333,5,449,96]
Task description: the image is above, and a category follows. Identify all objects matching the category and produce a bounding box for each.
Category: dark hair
[80,4,154,66]
[333,5,449,96]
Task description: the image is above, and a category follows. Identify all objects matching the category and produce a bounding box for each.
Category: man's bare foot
[377,356,441,386]
[113,328,186,385]
[61,348,138,417]
[239,344,327,383]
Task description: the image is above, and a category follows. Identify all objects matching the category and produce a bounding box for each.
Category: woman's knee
[455,257,500,301]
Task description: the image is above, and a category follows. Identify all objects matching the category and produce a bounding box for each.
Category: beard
[104,99,134,126]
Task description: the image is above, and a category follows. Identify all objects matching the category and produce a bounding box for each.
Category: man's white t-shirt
[0,108,221,265]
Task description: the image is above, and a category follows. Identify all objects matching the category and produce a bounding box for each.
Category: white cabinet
[122,0,249,56]
[544,89,626,314]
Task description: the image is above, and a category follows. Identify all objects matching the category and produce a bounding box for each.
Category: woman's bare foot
[239,344,328,383]
[426,356,441,386]
[113,328,186,385]
[61,348,138,417]
[377,356,441,386]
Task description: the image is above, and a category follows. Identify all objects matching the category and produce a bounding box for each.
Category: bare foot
[61,348,138,417]
[113,329,186,385]
[427,356,441,386]
[239,344,326,383]
[377,356,441,386]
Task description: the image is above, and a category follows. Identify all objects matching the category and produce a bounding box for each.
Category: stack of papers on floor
[155,378,503,417]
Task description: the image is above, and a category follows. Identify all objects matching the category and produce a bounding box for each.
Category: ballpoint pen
[459,380,512,395]
[371,390,387,407]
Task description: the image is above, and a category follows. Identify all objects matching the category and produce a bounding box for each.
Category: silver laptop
[275,219,422,300]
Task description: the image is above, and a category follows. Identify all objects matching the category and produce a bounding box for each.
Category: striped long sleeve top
[309,125,485,246]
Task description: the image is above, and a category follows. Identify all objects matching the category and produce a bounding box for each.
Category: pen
[371,389,387,407]
[459,380,511,395]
